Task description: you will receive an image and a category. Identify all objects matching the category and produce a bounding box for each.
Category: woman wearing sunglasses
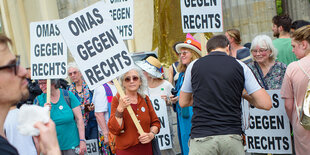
[108,67,160,155]
[170,33,202,155]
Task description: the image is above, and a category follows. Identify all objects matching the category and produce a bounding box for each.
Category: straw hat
[175,33,202,56]
[135,56,163,79]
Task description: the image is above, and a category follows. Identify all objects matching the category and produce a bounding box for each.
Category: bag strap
[298,61,310,79]
[294,98,301,122]
[254,61,269,90]
[62,90,71,109]
[103,83,113,117]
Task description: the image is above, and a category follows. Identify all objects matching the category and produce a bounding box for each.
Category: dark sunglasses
[0,55,20,75]
[124,76,139,82]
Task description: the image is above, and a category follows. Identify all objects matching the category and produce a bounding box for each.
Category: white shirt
[4,109,37,155]
[93,83,117,125]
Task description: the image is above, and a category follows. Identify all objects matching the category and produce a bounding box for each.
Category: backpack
[296,62,310,130]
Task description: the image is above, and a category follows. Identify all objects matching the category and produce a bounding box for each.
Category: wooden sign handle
[112,79,145,135]
[46,79,51,104]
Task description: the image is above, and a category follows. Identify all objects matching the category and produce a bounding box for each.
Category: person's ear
[301,40,310,50]
[226,45,231,55]
[279,26,284,32]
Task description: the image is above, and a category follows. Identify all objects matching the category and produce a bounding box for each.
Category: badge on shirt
[141,107,145,112]
[59,105,63,110]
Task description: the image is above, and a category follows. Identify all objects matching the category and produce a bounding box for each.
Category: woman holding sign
[136,56,176,155]
[108,67,160,155]
[35,79,86,155]
[281,25,310,155]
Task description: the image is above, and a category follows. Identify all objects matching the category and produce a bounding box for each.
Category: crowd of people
[0,14,310,155]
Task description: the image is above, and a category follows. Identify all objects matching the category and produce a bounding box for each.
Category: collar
[208,51,228,56]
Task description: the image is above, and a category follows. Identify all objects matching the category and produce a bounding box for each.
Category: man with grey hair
[68,62,98,140]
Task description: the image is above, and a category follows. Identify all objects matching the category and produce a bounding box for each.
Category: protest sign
[243,90,292,154]
[86,139,99,155]
[180,0,223,33]
[107,0,134,40]
[150,96,172,150]
[57,0,134,90]
[30,20,67,79]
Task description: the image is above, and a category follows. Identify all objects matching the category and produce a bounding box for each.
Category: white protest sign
[107,0,134,40]
[243,90,292,154]
[57,1,134,90]
[86,139,99,155]
[150,96,173,150]
[180,0,223,33]
[30,20,67,79]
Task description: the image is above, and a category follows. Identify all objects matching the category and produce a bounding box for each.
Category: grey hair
[67,62,80,71]
[250,35,278,61]
[45,79,59,88]
[119,66,147,98]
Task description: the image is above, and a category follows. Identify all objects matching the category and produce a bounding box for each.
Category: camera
[171,88,178,97]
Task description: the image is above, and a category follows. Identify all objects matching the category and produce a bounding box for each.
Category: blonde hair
[292,25,310,55]
[177,48,201,73]
[226,29,241,45]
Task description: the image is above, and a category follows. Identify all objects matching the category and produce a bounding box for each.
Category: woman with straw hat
[136,56,176,155]
[170,33,202,155]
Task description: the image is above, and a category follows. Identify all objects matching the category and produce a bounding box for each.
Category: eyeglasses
[180,51,190,56]
[0,55,20,75]
[251,48,269,54]
[124,76,139,82]
[68,71,78,76]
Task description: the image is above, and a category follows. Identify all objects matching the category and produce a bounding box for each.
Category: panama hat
[135,56,163,79]
[175,33,202,56]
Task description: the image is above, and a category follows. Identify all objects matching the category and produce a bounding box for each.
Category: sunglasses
[0,55,20,75]
[68,71,78,76]
[124,76,139,82]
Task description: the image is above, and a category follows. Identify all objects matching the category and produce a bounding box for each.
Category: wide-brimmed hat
[135,56,163,79]
[175,33,202,56]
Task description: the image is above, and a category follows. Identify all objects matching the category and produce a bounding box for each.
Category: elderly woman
[247,35,286,90]
[35,79,86,155]
[108,67,161,155]
[170,33,202,155]
[281,25,310,155]
[136,56,176,155]
[68,62,98,140]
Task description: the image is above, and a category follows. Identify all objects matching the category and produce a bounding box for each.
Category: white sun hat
[135,56,163,79]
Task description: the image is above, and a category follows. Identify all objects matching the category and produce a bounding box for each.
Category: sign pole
[200,33,207,56]
[112,79,144,135]
[127,39,135,53]
[46,79,51,104]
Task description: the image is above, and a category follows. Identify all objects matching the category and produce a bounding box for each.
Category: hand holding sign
[57,1,144,135]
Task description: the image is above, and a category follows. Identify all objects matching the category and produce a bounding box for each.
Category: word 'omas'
[68,8,103,36]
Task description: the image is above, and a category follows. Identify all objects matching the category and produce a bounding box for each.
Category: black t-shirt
[0,135,18,155]
[190,52,246,138]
